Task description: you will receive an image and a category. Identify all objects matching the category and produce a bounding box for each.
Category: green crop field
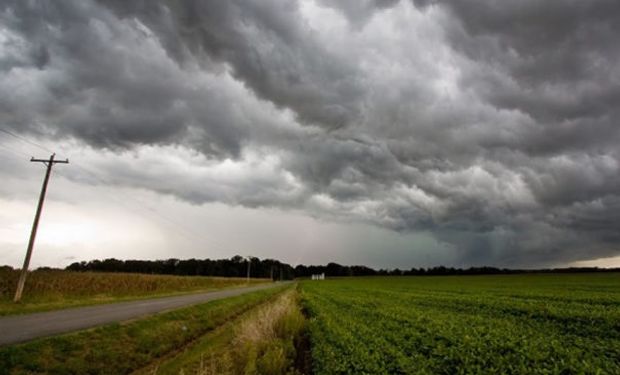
[2,273,619,374]
[301,274,620,374]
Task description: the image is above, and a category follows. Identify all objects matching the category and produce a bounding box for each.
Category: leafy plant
[301,274,620,374]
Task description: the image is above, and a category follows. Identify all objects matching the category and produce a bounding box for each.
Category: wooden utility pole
[14,154,69,302]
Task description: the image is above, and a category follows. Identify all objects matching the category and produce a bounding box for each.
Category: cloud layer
[1,0,619,267]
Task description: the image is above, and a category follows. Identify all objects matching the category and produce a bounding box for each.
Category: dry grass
[0,287,287,374]
[229,289,305,375]
[234,289,298,346]
[0,269,269,315]
[163,288,306,375]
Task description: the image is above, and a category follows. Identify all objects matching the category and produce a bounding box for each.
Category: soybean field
[301,274,620,374]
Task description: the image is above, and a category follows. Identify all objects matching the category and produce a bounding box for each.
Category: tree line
[65,256,295,280]
[54,257,620,279]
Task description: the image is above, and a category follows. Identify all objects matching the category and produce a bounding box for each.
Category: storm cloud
[1,0,619,267]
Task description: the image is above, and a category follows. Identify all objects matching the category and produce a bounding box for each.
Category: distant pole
[246,256,251,283]
[14,154,69,302]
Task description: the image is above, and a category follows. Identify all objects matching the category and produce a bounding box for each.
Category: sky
[1,0,620,269]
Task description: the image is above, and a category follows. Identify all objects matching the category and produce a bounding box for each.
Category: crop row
[301,274,620,374]
[0,269,266,302]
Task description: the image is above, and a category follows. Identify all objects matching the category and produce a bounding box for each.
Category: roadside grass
[0,269,269,315]
[0,284,289,375]
[139,286,307,375]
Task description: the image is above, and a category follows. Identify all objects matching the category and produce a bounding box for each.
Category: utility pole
[14,154,68,302]
[246,256,251,283]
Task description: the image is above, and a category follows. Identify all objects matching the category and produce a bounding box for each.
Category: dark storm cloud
[435,0,620,144]
[1,0,619,267]
[102,0,366,129]
[0,0,267,156]
[315,0,400,27]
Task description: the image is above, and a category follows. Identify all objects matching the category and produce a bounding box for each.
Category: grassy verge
[140,286,307,375]
[0,284,288,375]
[0,269,269,316]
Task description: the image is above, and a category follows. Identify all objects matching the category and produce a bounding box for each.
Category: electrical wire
[0,127,56,155]
[1,128,239,256]
[0,143,32,159]
[58,158,237,255]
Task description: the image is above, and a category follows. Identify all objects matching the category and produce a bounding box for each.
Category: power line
[0,129,239,256]
[54,162,236,254]
[0,143,32,159]
[0,127,56,154]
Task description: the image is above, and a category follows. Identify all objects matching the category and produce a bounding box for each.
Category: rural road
[0,282,288,346]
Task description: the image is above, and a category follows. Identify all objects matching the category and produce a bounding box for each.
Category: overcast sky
[1,0,620,269]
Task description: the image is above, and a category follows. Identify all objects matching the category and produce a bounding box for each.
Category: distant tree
[389,268,403,276]
[63,257,620,279]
